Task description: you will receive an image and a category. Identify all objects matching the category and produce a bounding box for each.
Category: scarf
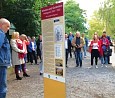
[16,39,25,59]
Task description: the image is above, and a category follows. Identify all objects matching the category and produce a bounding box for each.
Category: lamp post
[6,23,16,41]
[9,23,16,35]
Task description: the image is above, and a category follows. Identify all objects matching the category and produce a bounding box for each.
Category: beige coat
[10,39,25,66]
[72,36,84,52]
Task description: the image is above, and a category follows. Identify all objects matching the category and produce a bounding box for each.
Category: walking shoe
[40,73,43,75]
[88,66,93,69]
[16,75,22,80]
[95,66,98,69]
[105,65,107,67]
[76,65,79,67]
[108,63,112,64]
[80,65,82,67]
[23,73,30,77]
[16,76,22,80]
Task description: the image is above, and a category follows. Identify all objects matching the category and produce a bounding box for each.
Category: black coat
[67,39,72,52]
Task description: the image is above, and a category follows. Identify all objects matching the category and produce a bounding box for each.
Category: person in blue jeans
[0,18,11,98]
[72,32,84,67]
[81,33,87,58]
[68,32,74,58]
[28,36,37,65]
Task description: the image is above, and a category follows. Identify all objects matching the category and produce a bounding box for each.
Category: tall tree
[65,0,87,34]
[88,11,105,38]
[98,0,115,37]
[1,0,59,36]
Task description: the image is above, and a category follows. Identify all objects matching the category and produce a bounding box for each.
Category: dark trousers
[37,50,42,61]
[65,49,69,65]
[91,49,99,65]
[107,56,110,63]
[27,52,31,62]
[15,64,26,75]
[69,47,72,58]
[30,51,37,64]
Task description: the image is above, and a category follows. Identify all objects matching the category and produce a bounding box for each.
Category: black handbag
[104,48,112,56]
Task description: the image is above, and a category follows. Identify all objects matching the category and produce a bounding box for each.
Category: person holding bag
[100,34,109,67]
[10,32,30,80]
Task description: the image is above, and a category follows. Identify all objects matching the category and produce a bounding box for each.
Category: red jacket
[89,40,101,54]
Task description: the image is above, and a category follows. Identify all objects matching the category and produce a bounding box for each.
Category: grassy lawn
[7,67,14,80]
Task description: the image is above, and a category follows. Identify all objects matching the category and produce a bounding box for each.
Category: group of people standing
[65,31,112,68]
[10,32,31,80]
[89,31,112,68]
[11,33,43,80]
[65,31,88,67]
[0,18,113,98]
[0,18,43,98]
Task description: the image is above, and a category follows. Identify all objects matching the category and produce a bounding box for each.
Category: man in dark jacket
[0,18,11,98]
[36,34,42,62]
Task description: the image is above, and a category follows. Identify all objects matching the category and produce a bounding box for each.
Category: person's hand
[32,49,35,51]
[23,35,28,41]
[20,50,24,53]
[78,45,81,48]
[76,45,80,48]
[75,45,78,48]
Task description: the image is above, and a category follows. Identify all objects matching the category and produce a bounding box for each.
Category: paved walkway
[7,49,115,98]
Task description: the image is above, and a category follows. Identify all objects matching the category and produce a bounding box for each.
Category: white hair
[0,18,10,25]
[76,31,80,35]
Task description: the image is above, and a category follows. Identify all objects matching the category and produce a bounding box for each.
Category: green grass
[7,67,14,80]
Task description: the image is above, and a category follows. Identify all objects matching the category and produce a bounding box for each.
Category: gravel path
[7,52,115,98]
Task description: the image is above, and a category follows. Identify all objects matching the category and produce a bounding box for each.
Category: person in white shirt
[89,34,101,68]
[65,34,71,67]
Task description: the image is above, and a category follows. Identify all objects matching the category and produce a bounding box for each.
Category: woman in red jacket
[89,34,101,68]
[100,34,109,67]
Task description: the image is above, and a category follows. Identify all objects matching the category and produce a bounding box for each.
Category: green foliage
[65,0,87,34]
[1,0,87,37]
[1,0,58,36]
[98,0,115,38]
[88,11,105,39]
[88,0,115,39]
